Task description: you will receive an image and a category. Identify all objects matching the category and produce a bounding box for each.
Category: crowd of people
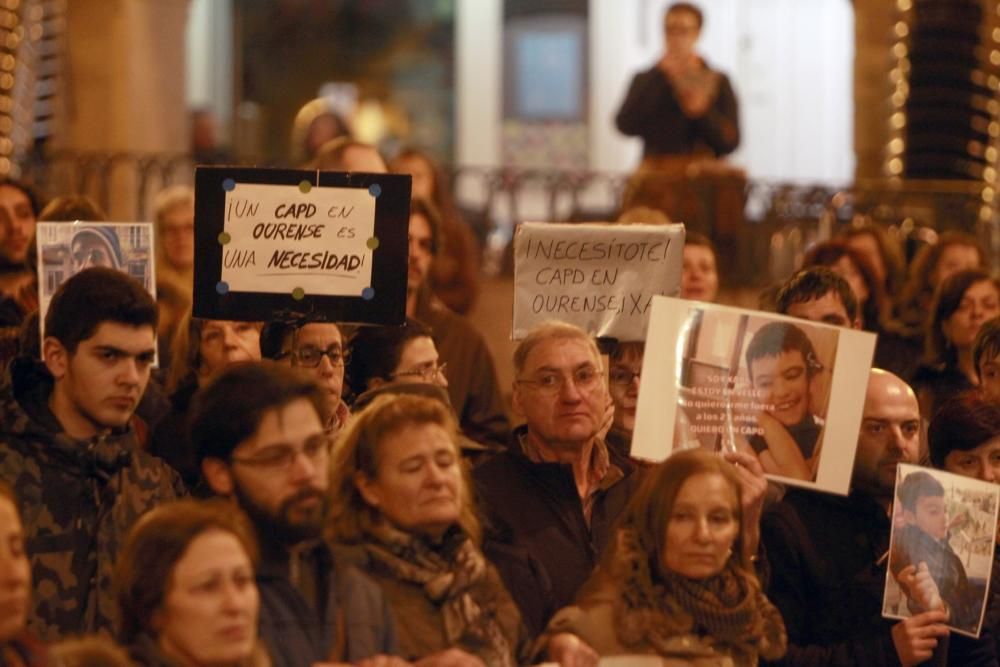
[2,3,1000,667]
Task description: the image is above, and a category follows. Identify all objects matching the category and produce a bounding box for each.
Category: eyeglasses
[230,436,330,470]
[393,361,447,382]
[288,345,345,368]
[609,368,641,387]
[517,365,602,396]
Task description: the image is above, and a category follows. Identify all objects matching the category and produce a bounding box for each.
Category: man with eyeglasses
[261,318,350,434]
[194,362,401,667]
[472,321,643,637]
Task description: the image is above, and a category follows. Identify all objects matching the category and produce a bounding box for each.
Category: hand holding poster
[883,464,999,638]
[632,296,876,495]
[512,222,684,341]
[193,167,410,324]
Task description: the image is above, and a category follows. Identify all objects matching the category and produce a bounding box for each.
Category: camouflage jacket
[0,358,185,641]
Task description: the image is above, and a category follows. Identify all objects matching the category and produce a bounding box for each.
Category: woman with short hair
[115,499,267,667]
[327,393,525,666]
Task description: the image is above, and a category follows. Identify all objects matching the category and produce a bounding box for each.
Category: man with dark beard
[193,362,401,666]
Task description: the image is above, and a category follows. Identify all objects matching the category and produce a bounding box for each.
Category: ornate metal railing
[18,150,1000,286]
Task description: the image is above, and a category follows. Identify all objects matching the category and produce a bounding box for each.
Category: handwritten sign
[193,167,410,324]
[512,222,684,341]
[220,182,374,294]
[633,297,876,496]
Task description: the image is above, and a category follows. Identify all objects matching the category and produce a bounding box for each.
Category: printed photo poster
[883,464,999,638]
[512,222,684,341]
[632,296,876,495]
[193,166,410,325]
[36,222,156,339]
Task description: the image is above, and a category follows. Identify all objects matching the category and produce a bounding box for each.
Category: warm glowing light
[889,158,903,174]
[897,0,912,10]
[985,167,997,182]
[893,43,908,58]
[994,27,1000,42]
[894,22,909,38]
[988,147,998,162]
[992,50,1000,66]
[891,112,907,128]
[889,138,905,153]
[991,122,1000,137]
[981,205,993,220]
[892,91,906,106]
[890,69,902,84]
[983,188,995,203]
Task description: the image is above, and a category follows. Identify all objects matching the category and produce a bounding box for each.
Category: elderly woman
[152,312,264,488]
[542,449,786,666]
[0,481,50,666]
[327,393,525,666]
[913,269,1000,418]
[115,499,266,667]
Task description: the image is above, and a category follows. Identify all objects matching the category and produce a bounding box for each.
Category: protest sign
[36,222,156,339]
[884,464,998,638]
[193,166,410,324]
[632,296,876,495]
[512,222,684,341]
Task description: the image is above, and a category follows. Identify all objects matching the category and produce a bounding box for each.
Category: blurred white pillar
[455,0,502,167]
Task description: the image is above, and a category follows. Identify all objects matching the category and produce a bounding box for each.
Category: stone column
[853,0,898,180]
[58,0,190,218]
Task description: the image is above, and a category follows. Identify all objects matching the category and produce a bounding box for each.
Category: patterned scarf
[611,527,786,666]
[362,521,515,667]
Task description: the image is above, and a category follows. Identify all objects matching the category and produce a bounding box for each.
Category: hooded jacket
[0,357,184,640]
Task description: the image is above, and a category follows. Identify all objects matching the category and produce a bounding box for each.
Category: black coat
[472,434,642,638]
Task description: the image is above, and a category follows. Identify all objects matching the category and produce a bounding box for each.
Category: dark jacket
[911,363,973,421]
[0,357,184,641]
[257,538,398,666]
[762,488,995,667]
[149,379,200,491]
[472,432,642,637]
[414,289,510,449]
[615,61,740,158]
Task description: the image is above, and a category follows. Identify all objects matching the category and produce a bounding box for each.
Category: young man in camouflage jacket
[0,268,183,640]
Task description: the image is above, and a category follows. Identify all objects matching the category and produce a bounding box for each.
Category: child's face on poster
[750,350,810,426]
[911,495,949,541]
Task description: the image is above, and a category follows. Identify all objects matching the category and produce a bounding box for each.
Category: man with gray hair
[473,320,643,637]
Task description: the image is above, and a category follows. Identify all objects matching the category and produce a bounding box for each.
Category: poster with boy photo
[632,296,876,495]
[883,464,999,638]
[36,222,156,339]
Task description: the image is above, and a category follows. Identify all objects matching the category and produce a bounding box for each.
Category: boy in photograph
[890,470,979,634]
[741,321,824,480]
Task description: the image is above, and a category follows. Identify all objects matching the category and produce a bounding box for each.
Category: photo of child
[884,464,999,638]
[672,308,838,482]
[635,296,877,495]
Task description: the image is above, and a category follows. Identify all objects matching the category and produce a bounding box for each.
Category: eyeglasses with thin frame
[229,434,331,470]
[285,344,346,369]
[609,367,641,387]
[516,365,603,396]
[393,361,448,382]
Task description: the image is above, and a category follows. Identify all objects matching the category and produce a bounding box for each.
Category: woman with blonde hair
[327,393,525,666]
[115,499,266,667]
[541,449,786,666]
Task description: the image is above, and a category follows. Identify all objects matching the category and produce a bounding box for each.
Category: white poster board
[512,222,684,341]
[884,464,999,638]
[633,296,876,496]
[36,222,156,339]
[219,182,376,296]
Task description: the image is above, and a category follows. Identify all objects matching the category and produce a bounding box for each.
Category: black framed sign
[193,166,410,324]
